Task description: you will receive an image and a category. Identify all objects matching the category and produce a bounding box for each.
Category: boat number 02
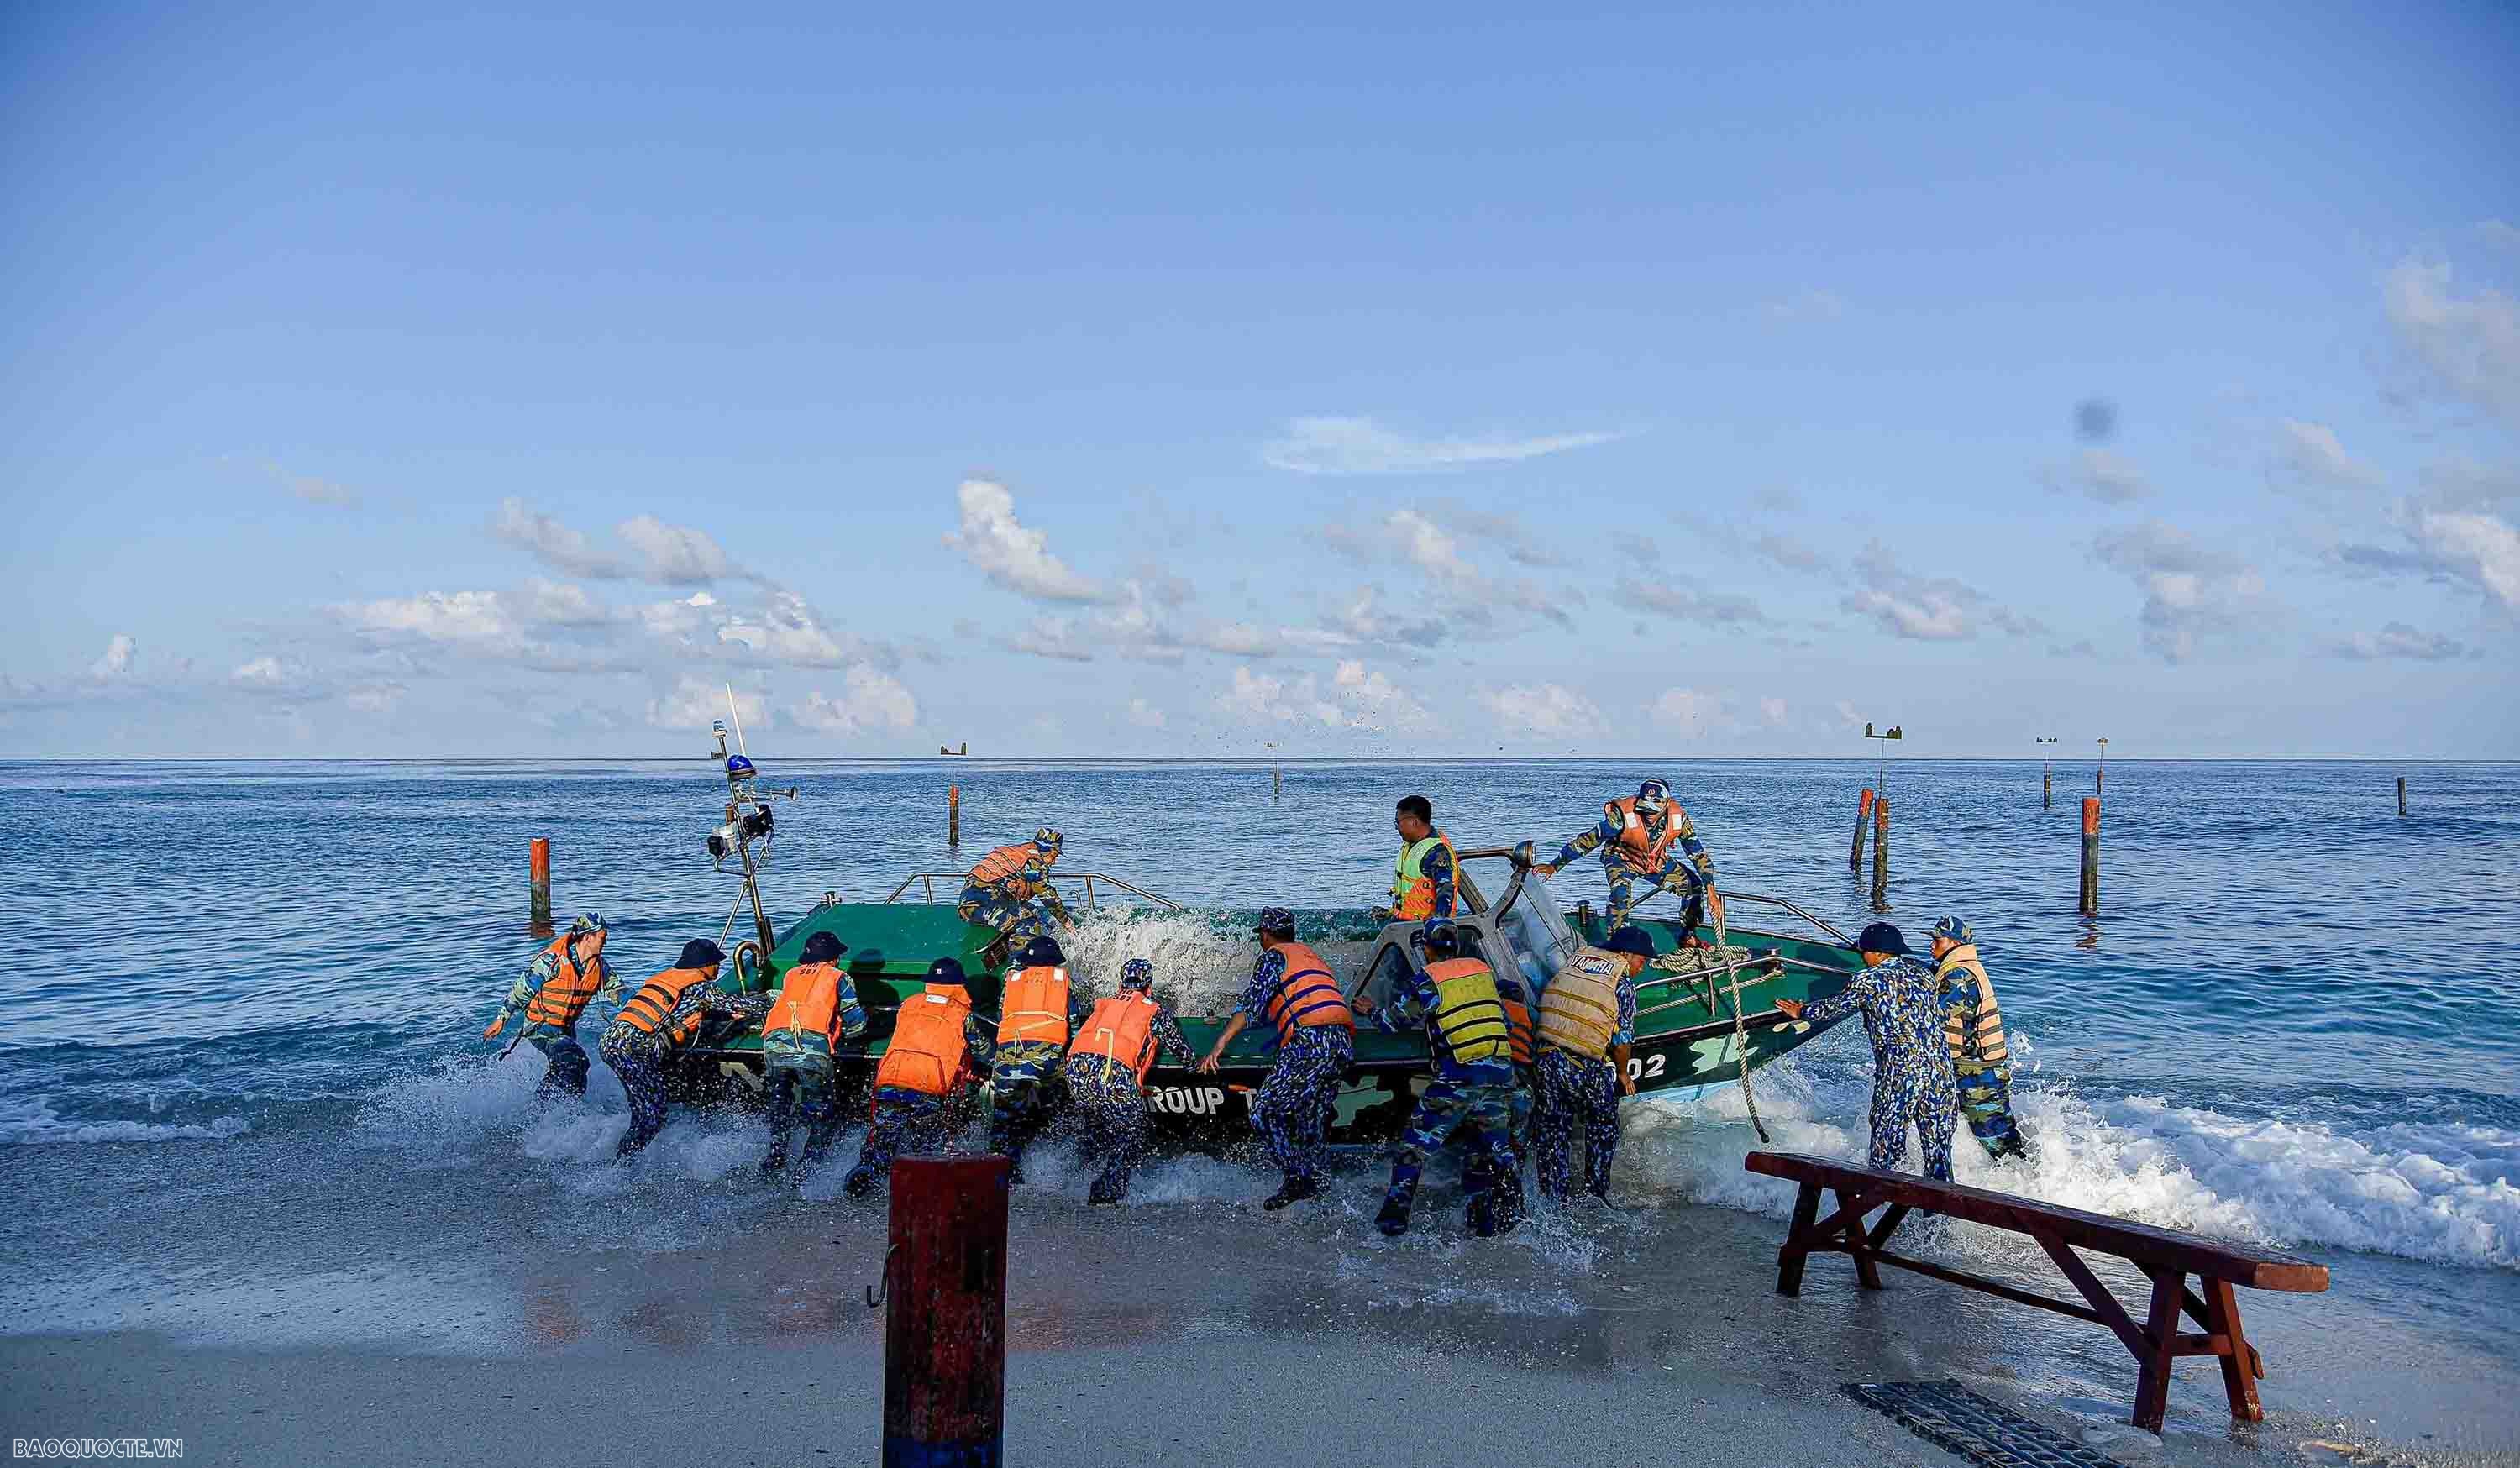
[1148,1085,1230,1115]
[1624,1055,1667,1083]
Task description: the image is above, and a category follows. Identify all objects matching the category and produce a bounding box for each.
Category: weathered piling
[948,784,960,847]
[1848,788,1874,868]
[2079,798,2101,915]
[2043,765,2053,810]
[2398,775,2407,817]
[1576,899,1594,933]
[1869,796,1890,911]
[528,838,551,930]
[1273,767,1282,800]
[882,1156,1008,1468]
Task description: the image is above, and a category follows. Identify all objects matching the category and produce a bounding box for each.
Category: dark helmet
[1017,935,1066,967]
[1602,925,1656,960]
[1253,905,1296,938]
[1119,958,1155,992]
[926,957,969,986]
[1854,921,1909,958]
[800,931,847,965]
[677,938,726,969]
[1634,779,1672,813]
[1418,917,1460,957]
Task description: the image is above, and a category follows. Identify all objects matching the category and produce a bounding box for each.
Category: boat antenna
[724,683,750,757]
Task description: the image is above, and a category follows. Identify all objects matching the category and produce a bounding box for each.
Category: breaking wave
[1058,908,1375,1017]
[1,1094,250,1145]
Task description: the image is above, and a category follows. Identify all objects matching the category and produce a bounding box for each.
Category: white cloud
[1616,576,1775,627]
[1758,696,1789,727]
[1329,659,1432,733]
[519,579,615,627]
[2330,622,2470,661]
[648,676,764,733]
[493,500,627,578]
[344,681,407,714]
[2412,508,2520,609]
[90,635,135,679]
[263,459,358,507]
[2039,448,2150,504]
[2383,259,2520,429]
[618,514,735,584]
[1650,687,1730,738]
[1763,289,1845,323]
[2269,419,2383,499]
[2479,220,2520,253]
[791,667,920,735]
[228,655,309,695]
[1004,616,1099,663]
[334,590,521,646]
[1262,416,1623,475]
[1749,531,1824,572]
[1210,661,1426,733]
[716,591,874,667]
[945,479,1111,603]
[2091,521,2268,663]
[1477,682,1603,737]
[1841,542,2046,642]
[1126,697,1167,729]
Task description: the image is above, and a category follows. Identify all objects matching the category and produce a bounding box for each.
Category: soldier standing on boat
[1777,921,1959,1181]
[1376,794,1457,922]
[957,827,1075,946]
[755,931,869,1178]
[1530,925,1653,1203]
[843,959,997,1198]
[1352,918,1526,1237]
[1929,916,2028,1161]
[986,935,1093,1183]
[1063,958,1198,1204]
[482,912,619,1101]
[601,938,770,1158]
[1196,906,1355,1211]
[1535,779,1728,935]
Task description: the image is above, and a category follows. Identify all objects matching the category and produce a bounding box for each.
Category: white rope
[1709,905,1772,1145]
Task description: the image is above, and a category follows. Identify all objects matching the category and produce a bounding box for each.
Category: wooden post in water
[1848,788,1874,868]
[2079,798,2101,915]
[2043,765,2053,810]
[528,838,551,931]
[948,784,960,847]
[1869,796,1890,911]
[882,1156,1007,1468]
[2397,776,2407,817]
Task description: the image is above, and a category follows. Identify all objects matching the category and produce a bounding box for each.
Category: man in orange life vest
[1376,794,1457,923]
[1198,905,1354,1210]
[1062,957,1198,1204]
[1536,779,1727,935]
[842,958,998,1199]
[600,938,769,1158]
[482,912,619,1101]
[756,930,869,1178]
[956,826,1074,946]
[985,935,1093,1182]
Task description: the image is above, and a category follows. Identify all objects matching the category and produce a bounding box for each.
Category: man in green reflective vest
[1378,794,1457,924]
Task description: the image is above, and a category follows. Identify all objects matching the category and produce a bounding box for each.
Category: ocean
[2,758,2515,1454]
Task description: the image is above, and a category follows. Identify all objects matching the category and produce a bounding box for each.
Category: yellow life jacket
[1536,946,1625,1061]
[1934,944,2008,1066]
[995,965,1072,1048]
[1423,957,1511,1065]
[1389,831,1456,920]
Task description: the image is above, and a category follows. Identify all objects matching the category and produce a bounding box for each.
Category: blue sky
[3,3,2515,758]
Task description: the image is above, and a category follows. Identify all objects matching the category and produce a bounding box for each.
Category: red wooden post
[948,784,961,847]
[1848,788,1874,868]
[528,838,551,931]
[2079,799,2101,916]
[1869,795,1890,912]
[884,1156,1008,1468]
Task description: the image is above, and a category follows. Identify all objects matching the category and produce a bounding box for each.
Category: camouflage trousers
[1602,860,1704,930]
[986,1047,1067,1177]
[760,1052,840,1177]
[1384,1070,1522,1219]
[1870,1071,1960,1182]
[1532,1048,1623,1200]
[1955,1058,2027,1161]
[528,1032,591,1102]
[1061,1055,1153,1203]
[1252,1029,1351,1185]
[598,1029,675,1157]
[843,1087,960,1198]
[956,888,1063,945]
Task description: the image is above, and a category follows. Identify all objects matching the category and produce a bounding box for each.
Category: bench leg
[1836,1188,1885,1291]
[1777,1181,1820,1297]
[2203,1277,2263,1423]
[2131,1268,2184,1434]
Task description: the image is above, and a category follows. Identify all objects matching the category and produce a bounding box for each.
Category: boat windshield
[1461,854,1583,993]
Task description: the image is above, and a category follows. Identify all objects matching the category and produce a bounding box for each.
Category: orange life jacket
[1499,989,1536,1068]
[1606,796,1684,868]
[614,965,717,1049]
[967,842,1041,888]
[874,984,974,1097]
[761,962,845,1055]
[1262,941,1352,1046]
[1069,994,1162,1083]
[522,936,601,1028]
[996,965,1072,1048]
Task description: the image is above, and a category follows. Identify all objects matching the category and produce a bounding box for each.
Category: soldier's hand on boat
[1708,890,1728,929]
[1196,1052,1222,1075]
[1620,1070,1637,1097]
[1535,862,1559,878]
[481,1017,505,1041]
[1774,998,1804,1020]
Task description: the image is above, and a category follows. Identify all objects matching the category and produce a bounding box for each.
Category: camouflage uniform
[1365,962,1525,1234]
[1798,956,1958,1180]
[489,936,621,1101]
[957,864,1072,946]
[1059,1009,1196,1203]
[599,983,769,1158]
[759,971,870,1177]
[1936,940,2028,1161]
[1550,806,1718,929]
[841,1013,997,1198]
[984,993,1091,1178]
[1530,970,1636,1201]
[1234,947,1352,1188]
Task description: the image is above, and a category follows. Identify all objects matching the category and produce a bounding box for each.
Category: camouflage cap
[568,911,608,936]
[1253,905,1297,937]
[1931,916,1973,945]
[1034,826,1064,852]
[1119,958,1155,991]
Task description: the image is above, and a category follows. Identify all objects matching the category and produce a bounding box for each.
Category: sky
[2,3,2515,760]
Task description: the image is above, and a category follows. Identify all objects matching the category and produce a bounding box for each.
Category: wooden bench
[1745,1151,2329,1433]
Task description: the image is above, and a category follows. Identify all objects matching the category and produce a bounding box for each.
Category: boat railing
[878,869,1185,912]
[1452,844,1851,947]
